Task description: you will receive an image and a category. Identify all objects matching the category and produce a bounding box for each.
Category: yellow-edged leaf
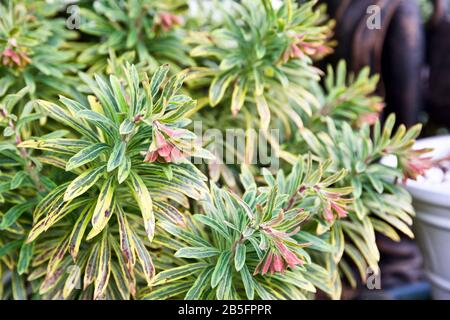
[127,171,154,242]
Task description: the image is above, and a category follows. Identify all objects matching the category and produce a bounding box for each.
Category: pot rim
[381,135,450,208]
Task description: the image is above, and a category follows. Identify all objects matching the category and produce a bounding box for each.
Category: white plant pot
[383,135,450,300]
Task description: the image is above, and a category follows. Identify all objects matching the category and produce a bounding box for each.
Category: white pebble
[415,175,426,184]
[425,167,445,184]
[444,171,450,183]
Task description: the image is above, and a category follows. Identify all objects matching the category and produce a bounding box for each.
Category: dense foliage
[0,0,429,300]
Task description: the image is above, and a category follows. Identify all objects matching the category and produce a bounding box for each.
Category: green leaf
[122,64,139,115]
[372,218,401,242]
[116,207,135,266]
[64,165,106,201]
[117,156,131,184]
[110,263,131,299]
[131,232,155,285]
[255,94,270,131]
[4,87,28,111]
[220,55,242,70]
[209,72,235,106]
[36,100,98,142]
[107,141,126,172]
[190,45,225,58]
[69,207,93,260]
[93,74,120,115]
[295,232,335,253]
[110,75,129,114]
[59,95,88,113]
[152,262,209,286]
[47,235,70,275]
[127,171,154,242]
[10,171,28,189]
[12,271,26,300]
[19,138,91,155]
[193,214,229,238]
[16,113,42,130]
[240,265,254,300]
[78,109,117,140]
[0,202,34,230]
[354,198,366,219]
[0,141,16,152]
[231,78,248,116]
[66,143,109,171]
[142,282,191,300]
[94,231,111,300]
[3,127,14,137]
[175,247,220,259]
[162,165,173,181]
[351,178,362,199]
[253,68,264,95]
[84,242,100,289]
[161,73,185,109]
[234,243,246,271]
[211,251,231,288]
[184,267,213,300]
[119,119,135,135]
[87,177,115,239]
[150,64,170,98]
[272,272,316,293]
[216,267,232,299]
[368,174,384,194]
[17,241,35,275]
[27,184,77,241]
[159,221,212,248]
[0,240,22,258]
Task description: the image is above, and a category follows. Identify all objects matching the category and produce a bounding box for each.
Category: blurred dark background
[315,0,450,299]
[317,0,450,135]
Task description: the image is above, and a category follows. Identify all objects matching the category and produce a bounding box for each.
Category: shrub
[76,0,193,73]
[0,0,427,300]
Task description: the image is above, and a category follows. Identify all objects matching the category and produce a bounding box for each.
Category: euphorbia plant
[0,83,62,300]
[183,0,426,299]
[187,0,333,133]
[0,0,81,101]
[184,0,335,188]
[269,60,427,295]
[145,157,351,300]
[76,0,193,74]
[0,0,429,300]
[6,64,212,299]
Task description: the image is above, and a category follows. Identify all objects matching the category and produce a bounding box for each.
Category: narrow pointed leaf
[234,243,246,271]
[68,207,93,260]
[107,141,126,172]
[88,177,115,240]
[64,165,106,201]
[175,247,220,259]
[127,171,154,242]
[131,232,155,285]
[66,143,109,171]
[94,232,111,300]
[211,251,231,288]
